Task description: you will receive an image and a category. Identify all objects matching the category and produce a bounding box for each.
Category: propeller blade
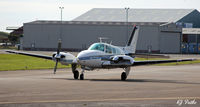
[54,59,59,74]
[57,39,62,54]
[54,39,62,74]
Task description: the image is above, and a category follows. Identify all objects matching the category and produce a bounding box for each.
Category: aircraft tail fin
[123,25,139,54]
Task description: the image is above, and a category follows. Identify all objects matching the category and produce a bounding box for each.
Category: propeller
[54,39,62,74]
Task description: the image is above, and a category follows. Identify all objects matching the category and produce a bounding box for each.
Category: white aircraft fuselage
[77,43,134,69]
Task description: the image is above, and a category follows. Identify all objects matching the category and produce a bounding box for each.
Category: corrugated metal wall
[136,25,160,53]
[23,23,181,53]
[23,23,129,51]
[160,32,181,53]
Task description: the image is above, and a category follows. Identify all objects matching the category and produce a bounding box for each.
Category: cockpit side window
[88,43,104,52]
[88,43,124,55]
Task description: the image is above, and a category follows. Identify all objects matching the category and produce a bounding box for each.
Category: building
[22,8,200,53]
[182,28,200,53]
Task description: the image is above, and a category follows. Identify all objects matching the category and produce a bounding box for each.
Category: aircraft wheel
[80,74,84,80]
[121,72,127,81]
[73,70,79,79]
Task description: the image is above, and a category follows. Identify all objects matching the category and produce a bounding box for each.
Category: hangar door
[160,32,180,53]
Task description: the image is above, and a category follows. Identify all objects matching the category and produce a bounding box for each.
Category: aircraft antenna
[110,41,112,45]
[99,37,102,43]
[98,37,110,43]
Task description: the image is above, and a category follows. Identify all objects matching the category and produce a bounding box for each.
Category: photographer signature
[177,99,197,106]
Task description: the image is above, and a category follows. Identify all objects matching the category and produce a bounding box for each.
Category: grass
[0,54,199,71]
[0,46,17,49]
[153,59,200,66]
[134,57,167,61]
[0,54,67,71]
[135,57,200,66]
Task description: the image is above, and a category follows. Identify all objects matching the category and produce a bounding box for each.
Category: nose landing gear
[72,64,85,80]
[73,70,79,79]
[72,64,79,79]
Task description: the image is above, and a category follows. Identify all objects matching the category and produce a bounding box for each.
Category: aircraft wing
[133,59,195,66]
[5,50,52,60]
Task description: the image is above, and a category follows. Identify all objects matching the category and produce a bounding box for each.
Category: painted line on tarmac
[0,97,200,104]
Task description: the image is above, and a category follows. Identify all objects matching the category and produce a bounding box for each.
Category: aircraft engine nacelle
[110,55,134,65]
[112,56,123,63]
[52,52,77,65]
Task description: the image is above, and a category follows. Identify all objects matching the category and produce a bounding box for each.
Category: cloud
[0,0,108,31]
[1,0,200,32]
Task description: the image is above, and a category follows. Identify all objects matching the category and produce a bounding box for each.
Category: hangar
[22,8,200,53]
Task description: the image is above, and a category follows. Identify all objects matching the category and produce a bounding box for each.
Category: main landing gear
[121,72,127,81]
[80,69,85,80]
[121,67,130,81]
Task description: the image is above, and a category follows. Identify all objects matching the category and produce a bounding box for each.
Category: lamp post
[59,6,64,40]
[125,7,130,43]
[59,7,64,22]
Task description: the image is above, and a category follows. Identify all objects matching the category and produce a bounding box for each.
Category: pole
[180,32,182,54]
[59,7,64,40]
[125,7,129,44]
[59,7,64,22]
[196,34,198,53]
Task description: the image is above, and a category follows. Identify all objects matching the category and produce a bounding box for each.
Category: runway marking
[0,97,200,104]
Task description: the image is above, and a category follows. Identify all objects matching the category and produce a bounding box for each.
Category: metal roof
[25,20,164,26]
[6,26,21,30]
[182,28,200,34]
[73,8,195,23]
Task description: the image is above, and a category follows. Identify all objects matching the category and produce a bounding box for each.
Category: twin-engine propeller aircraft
[6,26,195,80]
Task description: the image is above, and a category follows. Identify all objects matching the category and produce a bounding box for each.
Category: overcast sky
[0,0,200,32]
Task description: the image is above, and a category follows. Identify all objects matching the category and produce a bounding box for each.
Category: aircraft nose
[77,50,97,61]
[77,51,87,60]
[77,50,104,61]
[77,53,82,59]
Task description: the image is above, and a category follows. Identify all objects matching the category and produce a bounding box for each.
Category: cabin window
[112,47,116,54]
[115,48,123,54]
[105,45,112,54]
